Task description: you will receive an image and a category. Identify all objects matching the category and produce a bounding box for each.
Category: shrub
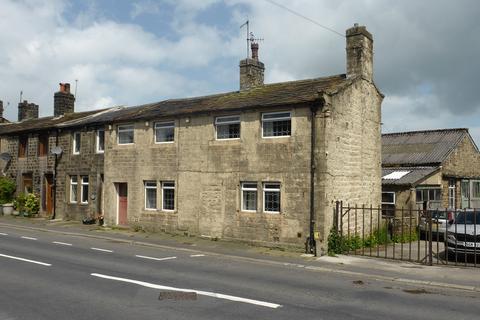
[13,193,27,211]
[0,177,16,205]
[24,193,40,216]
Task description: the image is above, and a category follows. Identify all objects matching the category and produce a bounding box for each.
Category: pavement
[2,214,480,293]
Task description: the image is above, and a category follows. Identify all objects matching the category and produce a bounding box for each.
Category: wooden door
[45,175,54,215]
[117,183,128,225]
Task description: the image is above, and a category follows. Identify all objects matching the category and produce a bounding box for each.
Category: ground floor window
[448,179,456,209]
[241,182,257,211]
[263,183,280,213]
[381,191,396,217]
[144,181,157,210]
[461,179,480,208]
[81,176,89,204]
[416,187,441,209]
[162,181,175,211]
[70,176,78,203]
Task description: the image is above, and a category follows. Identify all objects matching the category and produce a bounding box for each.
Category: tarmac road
[0,225,479,320]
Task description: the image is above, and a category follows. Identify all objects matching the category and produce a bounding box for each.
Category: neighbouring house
[381,128,480,214]
[0,24,383,254]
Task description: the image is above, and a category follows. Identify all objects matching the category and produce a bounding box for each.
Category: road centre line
[53,241,72,246]
[91,273,282,309]
[0,253,51,266]
[190,254,205,257]
[91,247,113,253]
[0,233,8,236]
[135,255,176,261]
[21,236,37,241]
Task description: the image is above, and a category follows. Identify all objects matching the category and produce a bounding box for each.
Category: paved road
[0,226,479,320]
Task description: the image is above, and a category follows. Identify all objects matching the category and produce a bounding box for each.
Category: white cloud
[130,1,161,19]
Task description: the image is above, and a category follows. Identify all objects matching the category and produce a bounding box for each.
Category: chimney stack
[239,42,265,91]
[18,100,39,122]
[346,24,373,81]
[0,100,3,120]
[54,82,75,117]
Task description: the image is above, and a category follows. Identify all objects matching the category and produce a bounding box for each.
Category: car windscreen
[455,211,480,224]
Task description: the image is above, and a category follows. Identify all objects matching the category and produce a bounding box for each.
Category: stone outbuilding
[382,128,480,213]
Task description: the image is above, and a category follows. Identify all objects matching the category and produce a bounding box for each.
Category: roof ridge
[382,128,468,136]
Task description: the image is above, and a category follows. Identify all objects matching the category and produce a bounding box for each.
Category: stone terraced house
[0,25,383,254]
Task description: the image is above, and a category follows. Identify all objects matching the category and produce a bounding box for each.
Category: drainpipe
[307,97,325,255]
[51,130,59,220]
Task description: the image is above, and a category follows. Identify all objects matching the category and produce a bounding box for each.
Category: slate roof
[382,128,470,166]
[382,166,440,186]
[0,74,349,134]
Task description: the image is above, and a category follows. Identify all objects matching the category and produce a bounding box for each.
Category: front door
[117,183,128,225]
[44,175,54,215]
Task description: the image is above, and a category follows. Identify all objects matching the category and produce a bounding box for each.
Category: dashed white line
[190,254,205,257]
[91,247,113,253]
[0,233,8,236]
[135,255,176,261]
[91,273,282,309]
[21,236,37,241]
[0,253,51,266]
[53,241,72,246]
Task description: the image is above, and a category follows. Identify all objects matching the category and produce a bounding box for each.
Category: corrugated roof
[382,128,468,166]
[382,166,440,186]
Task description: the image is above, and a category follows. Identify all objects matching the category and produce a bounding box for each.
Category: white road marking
[91,247,113,253]
[21,236,37,241]
[53,241,72,246]
[91,273,282,309]
[0,253,51,266]
[0,233,8,236]
[135,255,176,261]
[190,254,205,257]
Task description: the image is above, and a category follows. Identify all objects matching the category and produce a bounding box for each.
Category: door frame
[115,182,128,225]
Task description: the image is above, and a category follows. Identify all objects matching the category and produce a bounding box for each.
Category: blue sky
[1,0,480,143]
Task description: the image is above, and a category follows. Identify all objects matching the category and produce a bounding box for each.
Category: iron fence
[333,201,480,267]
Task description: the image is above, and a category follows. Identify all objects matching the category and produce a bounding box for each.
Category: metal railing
[333,201,480,267]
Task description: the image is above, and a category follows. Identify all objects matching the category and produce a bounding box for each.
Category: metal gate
[333,201,480,267]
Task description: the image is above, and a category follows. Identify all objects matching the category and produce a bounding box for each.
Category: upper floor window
[73,132,81,154]
[81,176,89,204]
[263,183,281,213]
[118,124,134,145]
[38,134,49,157]
[96,129,105,153]
[216,115,240,140]
[18,136,28,158]
[262,111,291,137]
[155,121,174,143]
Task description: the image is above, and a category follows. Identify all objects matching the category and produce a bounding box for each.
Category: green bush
[24,193,40,216]
[0,177,16,205]
[13,193,27,212]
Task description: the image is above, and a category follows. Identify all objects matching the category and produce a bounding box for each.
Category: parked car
[446,210,480,255]
[418,209,454,240]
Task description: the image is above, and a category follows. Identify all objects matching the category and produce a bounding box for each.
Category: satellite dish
[0,153,11,161]
[51,146,63,155]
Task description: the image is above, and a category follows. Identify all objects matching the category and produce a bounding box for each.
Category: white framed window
[448,179,456,209]
[80,176,89,204]
[73,132,81,154]
[416,187,442,209]
[241,182,257,211]
[262,111,291,138]
[144,181,157,210]
[96,129,105,153]
[162,181,175,211]
[70,176,78,203]
[381,192,395,205]
[118,124,134,145]
[216,115,240,140]
[155,121,175,143]
[263,183,280,213]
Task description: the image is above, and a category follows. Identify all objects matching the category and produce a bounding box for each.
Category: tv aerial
[240,20,263,59]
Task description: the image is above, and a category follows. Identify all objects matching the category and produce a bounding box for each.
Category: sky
[1,0,479,144]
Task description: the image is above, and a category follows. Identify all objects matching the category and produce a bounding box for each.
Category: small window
[155,122,174,143]
[18,136,28,158]
[162,181,175,211]
[22,173,33,194]
[381,192,395,205]
[96,129,105,153]
[81,176,89,204]
[73,132,81,154]
[70,176,78,203]
[216,115,240,139]
[448,179,456,209]
[38,134,49,156]
[241,182,257,211]
[263,183,280,213]
[118,124,134,145]
[472,180,480,199]
[262,112,291,137]
[145,181,157,210]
